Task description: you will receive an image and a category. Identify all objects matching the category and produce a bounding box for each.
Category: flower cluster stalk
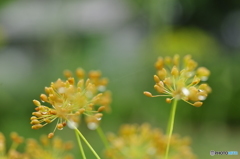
[74,127,101,159]
[75,129,86,159]
[97,126,109,149]
[165,99,178,159]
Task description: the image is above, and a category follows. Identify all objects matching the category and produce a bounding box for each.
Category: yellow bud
[164,56,172,65]
[188,87,199,101]
[92,93,102,103]
[95,113,103,119]
[173,54,180,66]
[30,116,37,120]
[32,124,43,130]
[155,57,164,70]
[163,77,171,86]
[100,78,108,85]
[98,106,105,112]
[198,84,212,93]
[197,67,210,81]
[85,79,90,87]
[193,102,203,107]
[187,59,198,71]
[166,98,171,103]
[45,87,51,94]
[30,120,40,125]
[44,118,52,123]
[40,94,48,102]
[57,123,64,130]
[89,71,101,79]
[77,79,84,88]
[197,67,210,76]
[50,110,57,115]
[32,112,42,117]
[78,108,85,114]
[63,122,67,127]
[191,76,200,85]
[171,66,179,77]
[87,103,93,108]
[33,100,41,106]
[67,77,75,85]
[48,133,54,139]
[157,68,167,80]
[157,81,164,87]
[143,91,152,97]
[184,55,191,64]
[63,70,72,78]
[76,68,85,79]
[154,85,164,93]
[176,79,185,88]
[49,94,55,102]
[153,75,160,83]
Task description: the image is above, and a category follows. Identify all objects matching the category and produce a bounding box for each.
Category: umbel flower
[31,68,111,138]
[0,132,74,159]
[104,123,196,159]
[25,135,74,159]
[144,55,211,107]
[0,132,26,159]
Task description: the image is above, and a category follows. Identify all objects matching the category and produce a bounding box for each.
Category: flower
[144,55,211,107]
[0,132,74,159]
[25,135,74,159]
[104,123,197,159]
[31,68,111,138]
[0,132,26,159]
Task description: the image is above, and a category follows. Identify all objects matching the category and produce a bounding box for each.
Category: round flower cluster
[31,68,111,138]
[144,55,211,107]
[104,123,196,159]
[0,132,74,159]
[0,132,24,159]
[25,135,74,159]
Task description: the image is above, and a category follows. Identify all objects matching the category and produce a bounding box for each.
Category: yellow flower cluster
[144,55,211,107]
[0,132,24,159]
[0,132,73,159]
[104,123,196,159]
[31,68,111,138]
[25,135,74,159]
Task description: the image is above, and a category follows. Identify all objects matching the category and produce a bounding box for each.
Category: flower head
[0,132,26,159]
[0,132,74,159]
[104,123,196,159]
[25,135,74,159]
[31,68,111,138]
[144,55,211,107]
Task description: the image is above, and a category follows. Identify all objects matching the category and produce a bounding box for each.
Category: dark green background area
[0,0,239,158]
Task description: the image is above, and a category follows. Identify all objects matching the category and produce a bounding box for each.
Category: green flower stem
[165,99,178,159]
[75,129,86,159]
[96,126,109,149]
[74,127,101,159]
[10,142,18,151]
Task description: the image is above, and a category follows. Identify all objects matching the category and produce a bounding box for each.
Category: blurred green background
[0,0,239,158]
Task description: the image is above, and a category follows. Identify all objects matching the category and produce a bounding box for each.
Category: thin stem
[151,95,172,97]
[96,126,109,149]
[74,127,101,159]
[165,99,178,159]
[75,129,86,159]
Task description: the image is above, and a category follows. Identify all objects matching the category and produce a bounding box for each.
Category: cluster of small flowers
[30,68,111,138]
[104,123,196,159]
[0,132,24,159]
[25,135,74,159]
[0,132,73,159]
[28,55,211,158]
[144,55,211,107]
